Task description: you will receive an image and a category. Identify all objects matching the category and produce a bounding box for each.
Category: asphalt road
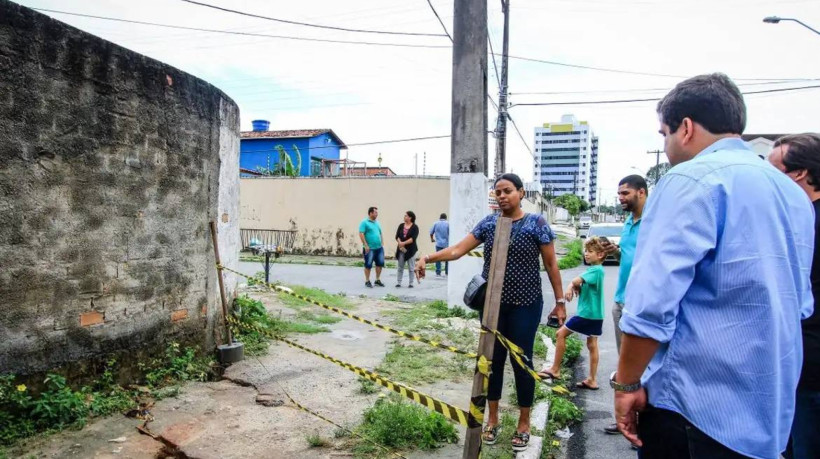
[237,259,633,458]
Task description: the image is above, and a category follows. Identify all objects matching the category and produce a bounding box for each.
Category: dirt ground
[11,289,505,459]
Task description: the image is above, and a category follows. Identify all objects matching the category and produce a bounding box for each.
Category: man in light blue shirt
[613,73,814,459]
[430,213,449,276]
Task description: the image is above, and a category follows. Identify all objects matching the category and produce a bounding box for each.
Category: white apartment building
[533,114,598,205]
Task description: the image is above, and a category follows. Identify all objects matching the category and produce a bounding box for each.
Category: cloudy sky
[20,0,820,206]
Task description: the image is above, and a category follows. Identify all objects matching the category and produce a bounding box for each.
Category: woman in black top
[395,211,419,288]
[414,173,565,453]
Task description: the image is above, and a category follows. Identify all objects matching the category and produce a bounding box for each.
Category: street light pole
[763,16,820,36]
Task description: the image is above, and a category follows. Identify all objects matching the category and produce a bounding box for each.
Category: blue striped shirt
[621,138,815,459]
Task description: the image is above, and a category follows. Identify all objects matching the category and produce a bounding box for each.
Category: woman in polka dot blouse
[415,173,566,452]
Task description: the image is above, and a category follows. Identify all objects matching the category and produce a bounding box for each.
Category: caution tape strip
[228,316,476,428]
[251,357,407,459]
[219,264,478,359]
[483,326,572,396]
[466,251,484,258]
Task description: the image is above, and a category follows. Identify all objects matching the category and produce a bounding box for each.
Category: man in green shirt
[359,206,385,288]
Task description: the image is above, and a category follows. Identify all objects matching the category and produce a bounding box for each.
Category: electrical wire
[502,54,817,82]
[33,9,452,49]
[510,84,820,107]
[507,115,534,158]
[425,0,453,42]
[510,79,820,96]
[179,0,447,38]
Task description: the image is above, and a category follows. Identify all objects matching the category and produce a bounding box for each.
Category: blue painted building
[240,120,347,177]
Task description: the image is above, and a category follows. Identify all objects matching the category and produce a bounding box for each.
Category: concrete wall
[0,1,240,376]
[240,177,450,257]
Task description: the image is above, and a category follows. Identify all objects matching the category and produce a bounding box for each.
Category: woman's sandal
[512,431,530,452]
[482,425,501,445]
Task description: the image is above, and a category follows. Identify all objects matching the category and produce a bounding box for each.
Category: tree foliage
[553,194,589,217]
[646,162,672,187]
[255,145,303,177]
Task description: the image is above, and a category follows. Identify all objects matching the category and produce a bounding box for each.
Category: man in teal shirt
[602,174,647,436]
[359,206,385,288]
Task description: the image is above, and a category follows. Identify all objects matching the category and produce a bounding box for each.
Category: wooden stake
[209,221,233,344]
[463,217,512,459]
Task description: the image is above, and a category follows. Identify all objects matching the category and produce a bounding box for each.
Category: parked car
[578,215,592,229]
[582,223,622,265]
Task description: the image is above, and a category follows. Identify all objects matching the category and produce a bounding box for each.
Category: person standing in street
[768,133,820,459]
[430,213,450,276]
[395,211,419,288]
[359,206,385,288]
[601,174,648,438]
[613,73,814,459]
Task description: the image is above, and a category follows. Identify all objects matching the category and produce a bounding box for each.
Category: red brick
[171,309,188,322]
[80,311,104,327]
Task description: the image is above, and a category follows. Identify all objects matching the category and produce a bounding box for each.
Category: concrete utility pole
[493,0,510,176]
[449,2,488,454]
[647,149,663,183]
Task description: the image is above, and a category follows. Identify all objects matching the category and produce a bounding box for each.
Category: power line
[179,0,447,38]
[502,54,817,82]
[425,0,453,42]
[510,84,820,107]
[34,9,452,49]
[488,36,502,86]
[507,115,534,158]
[510,79,820,96]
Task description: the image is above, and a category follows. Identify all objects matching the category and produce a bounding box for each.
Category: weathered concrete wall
[0,1,240,376]
[240,177,450,257]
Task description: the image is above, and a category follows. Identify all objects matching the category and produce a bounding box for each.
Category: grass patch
[358,378,379,395]
[376,342,471,385]
[350,395,458,457]
[276,285,353,310]
[0,345,215,448]
[295,311,342,325]
[383,294,401,302]
[557,239,583,270]
[286,322,329,334]
[306,434,330,448]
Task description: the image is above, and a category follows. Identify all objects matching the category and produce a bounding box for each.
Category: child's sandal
[512,431,530,452]
[482,424,501,445]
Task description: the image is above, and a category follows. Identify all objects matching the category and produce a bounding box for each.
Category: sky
[19,0,820,207]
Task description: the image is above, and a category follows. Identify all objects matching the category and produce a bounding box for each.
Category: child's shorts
[565,316,603,337]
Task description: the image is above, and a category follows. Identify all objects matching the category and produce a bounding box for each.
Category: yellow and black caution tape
[219,264,478,359]
[227,316,477,428]
[482,326,572,396]
[468,355,492,427]
[252,357,408,459]
[466,251,484,258]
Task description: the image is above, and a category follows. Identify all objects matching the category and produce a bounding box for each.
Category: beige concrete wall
[240,177,451,257]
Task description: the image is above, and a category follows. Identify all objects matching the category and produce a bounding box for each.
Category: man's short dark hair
[440,213,447,220]
[368,206,377,214]
[657,73,746,135]
[774,133,820,191]
[619,175,648,193]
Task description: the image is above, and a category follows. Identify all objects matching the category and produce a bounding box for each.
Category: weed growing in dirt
[376,343,465,385]
[548,395,584,427]
[429,300,480,319]
[383,294,401,302]
[557,239,583,270]
[358,378,379,395]
[351,395,457,456]
[306,434,330,447]
[0,345,214,447]
[286,322,329,334]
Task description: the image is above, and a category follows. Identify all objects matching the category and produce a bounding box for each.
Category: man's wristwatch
[555,299,566,305]
[609,371,642,393]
